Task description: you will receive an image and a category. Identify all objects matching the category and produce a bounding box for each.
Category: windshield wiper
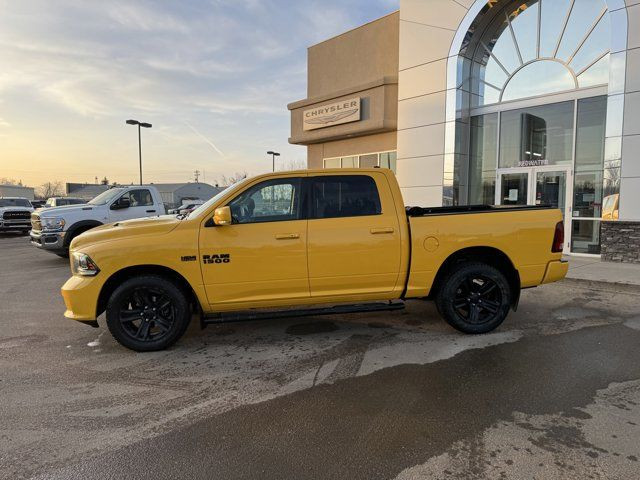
[176,213,188,220]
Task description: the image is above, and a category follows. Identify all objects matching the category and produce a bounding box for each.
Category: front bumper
[61,275,103,323]
[541,260,569,284]
[0,220,31,231]
[30,230,66,253]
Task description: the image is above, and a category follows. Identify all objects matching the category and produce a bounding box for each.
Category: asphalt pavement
[1,232,640,480]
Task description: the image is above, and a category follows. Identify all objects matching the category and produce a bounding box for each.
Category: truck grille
[31,213,42,231]
[3,211,31,220]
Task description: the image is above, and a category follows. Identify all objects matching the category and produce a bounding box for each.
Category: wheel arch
[96,264,198,318]
[429,246,521,310]
[64,220,103,248]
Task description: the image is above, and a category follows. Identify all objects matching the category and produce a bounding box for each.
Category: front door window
[499,173,529,205]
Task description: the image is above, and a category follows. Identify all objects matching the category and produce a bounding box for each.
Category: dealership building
[289,0,640,262]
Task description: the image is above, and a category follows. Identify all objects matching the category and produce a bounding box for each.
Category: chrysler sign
[303,97,361,131]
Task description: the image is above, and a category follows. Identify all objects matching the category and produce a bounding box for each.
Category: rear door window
[311,175,381,219]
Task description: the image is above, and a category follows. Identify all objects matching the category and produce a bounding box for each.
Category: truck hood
[70,215,181,250]
[0,206,34,213]
[37,204,93,217]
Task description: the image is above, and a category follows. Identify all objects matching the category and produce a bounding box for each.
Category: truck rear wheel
[105,275,191,351]
[436,262,511,334]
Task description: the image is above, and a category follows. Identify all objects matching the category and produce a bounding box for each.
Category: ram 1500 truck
[31,186,165,257]
[61,169,568,351]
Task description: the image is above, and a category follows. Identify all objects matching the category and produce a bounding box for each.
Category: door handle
[146,210,156,213]
[370,227,394,234]
[275,233,300,240]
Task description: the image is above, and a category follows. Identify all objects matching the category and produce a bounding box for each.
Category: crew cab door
[199,176,309,306]
[307,173,402,298]
[108,188,159,222]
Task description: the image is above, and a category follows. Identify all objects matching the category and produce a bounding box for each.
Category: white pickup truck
[30,186,166,257]
[0,197,34,234]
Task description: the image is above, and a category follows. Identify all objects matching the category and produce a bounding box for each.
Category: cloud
[0,0,398,184]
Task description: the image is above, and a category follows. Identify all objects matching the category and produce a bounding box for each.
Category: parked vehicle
[0,197,34,234]
[602,193,619,220]
[31,186,165,257]
[61,168,568,351]
[44,197,86,208]
[167,199,204,215]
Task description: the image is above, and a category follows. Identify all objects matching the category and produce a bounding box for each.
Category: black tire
[436,262,511,334]
[105,275,191,351]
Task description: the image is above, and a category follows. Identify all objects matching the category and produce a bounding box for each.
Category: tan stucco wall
[307,12,399,98]
[307,131,397,169]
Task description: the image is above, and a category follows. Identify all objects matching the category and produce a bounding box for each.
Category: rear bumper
[30,230,66,253]
[541,260,569,284]
[61,275,102,322]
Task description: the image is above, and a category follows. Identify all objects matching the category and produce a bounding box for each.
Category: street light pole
[267,150,280,172]
[126,119,152,185]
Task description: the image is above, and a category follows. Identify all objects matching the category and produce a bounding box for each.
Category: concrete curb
[560,277,640,294]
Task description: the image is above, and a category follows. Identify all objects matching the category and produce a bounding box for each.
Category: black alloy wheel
[106,275,191,351]
[452,274,502,325]
[118,287,176,342]
[436,262,512,334]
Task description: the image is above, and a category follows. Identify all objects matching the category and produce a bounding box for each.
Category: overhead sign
[518,159,549,167]
[303,97,361,131]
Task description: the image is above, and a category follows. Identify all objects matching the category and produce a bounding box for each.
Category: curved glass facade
[470,0,610,106]
[449,0,616,254]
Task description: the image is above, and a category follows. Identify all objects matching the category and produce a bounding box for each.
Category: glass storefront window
[469,114,498,204]
[575,96,607,171]
[359,154,378,169]
[571,220,601,254]
[341,156,357,168]
[573,171,603,218]
[499,102,574,168]
[379,152,397,172]
[324,158,340,168]
[323,152,397,172]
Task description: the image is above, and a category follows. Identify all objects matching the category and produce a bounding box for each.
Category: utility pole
[194,170,200,183]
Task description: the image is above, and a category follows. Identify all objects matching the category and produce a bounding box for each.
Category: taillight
[552,221,564,253]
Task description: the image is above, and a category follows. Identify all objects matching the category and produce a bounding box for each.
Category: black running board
[201,301,405,326]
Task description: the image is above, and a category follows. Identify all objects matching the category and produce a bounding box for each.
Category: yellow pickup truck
[61,168,567,351]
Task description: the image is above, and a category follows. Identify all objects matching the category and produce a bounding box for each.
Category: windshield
[0,198,32,207]
[88,188,125,205]
[186,182,245,219]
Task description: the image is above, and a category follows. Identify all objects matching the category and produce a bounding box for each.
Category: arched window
[469,0,610,106]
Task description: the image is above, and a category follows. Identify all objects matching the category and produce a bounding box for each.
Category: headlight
[71,252,100,276]
[41,217,65,232]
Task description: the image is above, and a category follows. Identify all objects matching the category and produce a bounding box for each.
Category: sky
[0,0,397,188]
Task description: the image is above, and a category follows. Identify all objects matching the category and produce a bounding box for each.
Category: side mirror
[110,197,131,210]
[213,206,232,226]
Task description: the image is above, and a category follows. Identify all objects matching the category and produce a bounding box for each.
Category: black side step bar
[201,301,405,327]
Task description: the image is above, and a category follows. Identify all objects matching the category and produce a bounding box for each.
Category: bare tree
[37,181,64,199]
[0,177,19,185]
[217,171,248,187]
[278,158,307,171]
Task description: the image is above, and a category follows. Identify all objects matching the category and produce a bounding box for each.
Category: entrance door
[496,166,572,253]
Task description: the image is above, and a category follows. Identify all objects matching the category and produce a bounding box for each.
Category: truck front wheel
[436,262,511,334]
[105,275,191,351]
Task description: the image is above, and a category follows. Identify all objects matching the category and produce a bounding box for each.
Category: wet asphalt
[1,232,640,479]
